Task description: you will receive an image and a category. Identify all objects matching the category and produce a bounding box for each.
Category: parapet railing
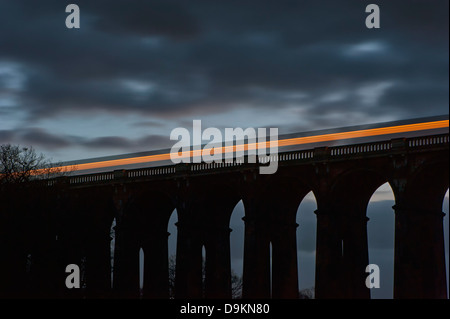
[69,167,177,184]
[189,150,315,172]
[330,141,391,156]
[69,172,114,184]
[127,167,176,178]
[408,134,448,147]
[65,133,448,185]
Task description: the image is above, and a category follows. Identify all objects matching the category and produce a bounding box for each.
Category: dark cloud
[137,134,173,149]
[133,120,167,128]
[0,127,170,152]
[0,130,14,142]
[379,82,449,113]
[0,128,71,149]
[19,128,72,149]
[81,134,172,150]
[82,136,131,149]
[90,0,200,39]
[0,0,447,123]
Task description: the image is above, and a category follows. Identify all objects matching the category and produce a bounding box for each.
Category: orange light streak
[54,120,448,172]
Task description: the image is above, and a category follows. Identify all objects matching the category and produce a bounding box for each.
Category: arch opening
[367,182,395,299]
[139,247,144,298]
[110,217,116,289]
[202,245,206,298]
[118,191,175,299]
[296,190,317,299]
[167,208,178,299]
[269,241,273,298]
[444,189,449,298]
[229,200,245,299]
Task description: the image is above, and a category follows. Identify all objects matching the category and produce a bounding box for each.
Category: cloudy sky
[0,0,448,162]
[1,0,448,299]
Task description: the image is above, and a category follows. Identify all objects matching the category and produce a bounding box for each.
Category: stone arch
[328,167,389,218]
[82,187,116,299]
[314,166,389,299]
[114,187,175,298]
[241,172,312,299]
[174,177,241,299]
[202,181,241,299]
[402,156,449,210]
[391,154,449,299]
[55,186,116,298]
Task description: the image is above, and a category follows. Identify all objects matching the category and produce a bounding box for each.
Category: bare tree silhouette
[0,144,73,186]
[0,144,75,298]
[298,287,315,299]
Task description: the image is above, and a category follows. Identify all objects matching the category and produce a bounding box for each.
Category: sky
[1,0,448,299]
[0,0,448,163]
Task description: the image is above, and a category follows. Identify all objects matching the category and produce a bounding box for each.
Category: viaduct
[0,132,448,299]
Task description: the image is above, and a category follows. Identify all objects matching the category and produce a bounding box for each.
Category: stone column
[30,231,59,298]
[314,209,344,299]
[205,225,232,299]
[85,230,112,298]
[0,202,31,298]
[142,230,170,299]
[0,242,28,298]
[271,221,299,299]
[242,215,271,298]
[315,209,371,299]
[341,216,370,299]
[393,205,447,299]
[50,205,85,300]
[112,222,140,298]
[389,141,449,299]
[174,219,203,299]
